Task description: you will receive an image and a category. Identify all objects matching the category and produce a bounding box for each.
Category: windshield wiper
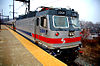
[72,24,77,27]
[70,24,77,27]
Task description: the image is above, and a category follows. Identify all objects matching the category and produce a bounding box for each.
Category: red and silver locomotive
[11,6,82,57]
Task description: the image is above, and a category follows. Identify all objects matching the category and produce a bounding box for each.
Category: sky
[0,0,100,23]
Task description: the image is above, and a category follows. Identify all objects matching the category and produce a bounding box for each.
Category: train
[8,6,82,59]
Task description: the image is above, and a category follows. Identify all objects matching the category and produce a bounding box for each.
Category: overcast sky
[0,0,100,23]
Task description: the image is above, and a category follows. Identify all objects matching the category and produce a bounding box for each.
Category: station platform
[0,25,67,66]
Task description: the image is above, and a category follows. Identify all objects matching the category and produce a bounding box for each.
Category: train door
[40,16,48,37]
[34,17,40,41]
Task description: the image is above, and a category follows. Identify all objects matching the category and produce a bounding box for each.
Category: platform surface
[0,25,42,66]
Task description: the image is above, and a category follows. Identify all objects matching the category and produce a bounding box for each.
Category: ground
[0,25,42,66]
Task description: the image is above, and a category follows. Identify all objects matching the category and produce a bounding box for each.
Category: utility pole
[9,0,17,20]
[28,0,30,12]
[0,13,1,29]
[13,0,14,19]
[2,9,3,23]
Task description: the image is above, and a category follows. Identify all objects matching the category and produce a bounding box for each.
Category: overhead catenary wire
[15,3,25,11]
[31,0,60,8]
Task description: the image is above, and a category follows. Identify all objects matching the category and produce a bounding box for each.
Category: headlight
[69,32,75,36]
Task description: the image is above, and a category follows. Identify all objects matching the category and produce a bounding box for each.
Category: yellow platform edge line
[6,26,67,66]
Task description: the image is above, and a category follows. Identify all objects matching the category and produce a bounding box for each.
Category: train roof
[36,6,78,17]
[16,6,79,20]
[36,8,78,17]
[16,11,37,20]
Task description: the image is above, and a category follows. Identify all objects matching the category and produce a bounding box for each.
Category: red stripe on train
[64,37,81,43]
[32,33,81,44]
[39,35,62,44]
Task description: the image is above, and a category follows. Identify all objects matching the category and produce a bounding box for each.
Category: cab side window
[41,17,47,28]
[36,18,39,26]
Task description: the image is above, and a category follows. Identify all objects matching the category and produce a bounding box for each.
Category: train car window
[41,17,47,28]
[36,18,39,26]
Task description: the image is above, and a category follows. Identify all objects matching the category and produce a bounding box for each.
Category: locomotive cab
[34,7,82,51]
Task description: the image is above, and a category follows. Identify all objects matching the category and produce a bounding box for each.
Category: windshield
[71,17,80,27]
[53,16,68,28]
